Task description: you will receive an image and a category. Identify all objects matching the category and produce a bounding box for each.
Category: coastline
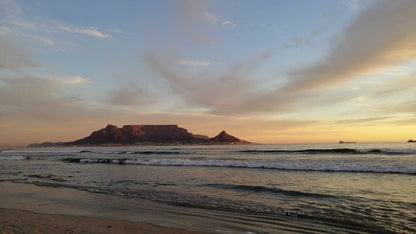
[0,181,386,233]
[0,182,211,233]
[0,208,201,234]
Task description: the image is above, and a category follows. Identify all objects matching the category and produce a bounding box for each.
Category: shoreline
[0,208,202,234]
[0,181,386,233]
[0,182,214,233]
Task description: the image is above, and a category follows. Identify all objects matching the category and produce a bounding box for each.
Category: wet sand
[0,208,201,234]
[0,182,380,233]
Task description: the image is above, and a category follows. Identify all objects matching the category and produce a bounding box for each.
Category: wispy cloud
[280,0,416,94]
[0,25,15,34]
[149,0,416,116]
[106,83,155,106]
[146,50,273,113]
[0,37,36,70]
[0,0,21,18]
[0,76,88,121]
[344,0,359,10]
[170,0,216,44]
[286,30,320,48]
[179,59,212,67]
[57,25,110,38]
[221,0,416,115]
[58,76,91,85]
[204,12,218,23]
[9,19,111,39]
[336,116,391,125]
[0,0,116,46]
[372,74,416,98]
[204,11,236,28]
[9,20,38,30]
[376,100,416,115]
[388,116,416,126]
[106,29,128,35]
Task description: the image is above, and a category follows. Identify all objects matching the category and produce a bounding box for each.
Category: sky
[1,0,416,146]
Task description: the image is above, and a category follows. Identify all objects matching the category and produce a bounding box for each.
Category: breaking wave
[236,148,416,155]
[62,157,416,174]
[202,183,336,198]
[0,156,26,161]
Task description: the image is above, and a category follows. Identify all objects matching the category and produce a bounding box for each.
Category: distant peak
[219,130,227,135]
[212,130,243,142]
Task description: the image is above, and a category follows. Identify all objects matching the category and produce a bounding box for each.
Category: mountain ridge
[28,124,252,147]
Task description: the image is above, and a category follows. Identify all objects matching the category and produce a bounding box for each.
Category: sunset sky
[1,0,416,146]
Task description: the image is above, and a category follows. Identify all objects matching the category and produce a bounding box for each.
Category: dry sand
[0,208,203,234]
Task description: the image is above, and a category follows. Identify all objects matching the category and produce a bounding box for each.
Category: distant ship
[408,139,416,143]
[339,141,356,144]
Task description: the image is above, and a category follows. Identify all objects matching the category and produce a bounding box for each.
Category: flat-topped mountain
[28,124,252,147]
[70,124,195,145]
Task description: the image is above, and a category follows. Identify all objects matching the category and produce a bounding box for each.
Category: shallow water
[1,143,415,233]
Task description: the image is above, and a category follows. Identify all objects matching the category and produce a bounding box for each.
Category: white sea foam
[0,156,26,161]
[70,157,416,174]
[118,158,416,174]
[80,159,97,163]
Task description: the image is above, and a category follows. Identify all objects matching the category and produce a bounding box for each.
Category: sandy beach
[0,180,391,233]
[0,208,201,234]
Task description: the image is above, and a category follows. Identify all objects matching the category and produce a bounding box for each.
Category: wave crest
[0,156,26,161]
[237,148,416,155]
[62,157,416,174]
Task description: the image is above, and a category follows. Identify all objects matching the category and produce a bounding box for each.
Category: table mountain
[29,124,252,147]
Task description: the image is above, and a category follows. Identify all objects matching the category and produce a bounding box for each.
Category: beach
[0,182,211,233]
[0,208,200,234]
[0,181,369,234]
[1,144,415,233]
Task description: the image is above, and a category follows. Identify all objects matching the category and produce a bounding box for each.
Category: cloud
[0,0,21,18]
[10,20,38,30]
[146,50,274,113]
[345,0,359,10]
[1,0,114,41]
[388,116,416,126]
[280,0,416,95]
[221,20,231,26]
[204,11,236,28]
[213,0,416,115]
[336,116,391,125]
[9,19,111,39]
[286,30,320,48]
[0,73,323,145]
[106,29,128,35]
[0,25,15,34]
[0,76,98,123]
[146,48,361,115]
[146,0,416,116]
[377,100,416,115]
[106,84,155,106]
[0,37,36,70]
[170,0,216,44]
[371,73,416,98]
[178,59,212,67]
[204,12,218,23]
[59,76,90,85]
[57,25,110,38]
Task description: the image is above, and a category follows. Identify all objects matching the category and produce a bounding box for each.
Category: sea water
[0,143,415,233]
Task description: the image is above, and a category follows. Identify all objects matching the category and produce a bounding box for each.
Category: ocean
[1,143,415,233]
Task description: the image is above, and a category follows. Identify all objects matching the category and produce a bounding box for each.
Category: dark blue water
[1,143,415,233]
